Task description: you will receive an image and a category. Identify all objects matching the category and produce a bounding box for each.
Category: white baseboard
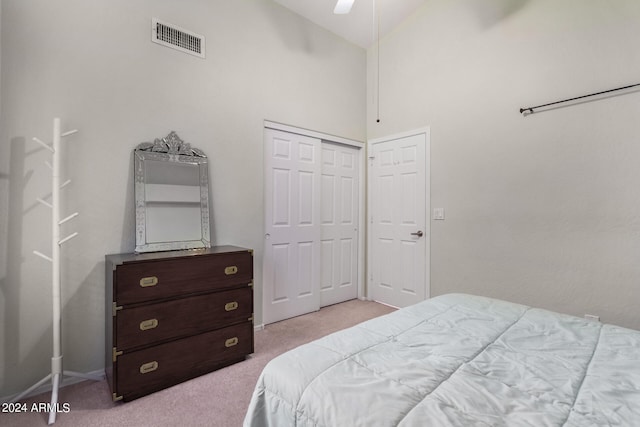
[254,323,265,332]
[1,369,106,403]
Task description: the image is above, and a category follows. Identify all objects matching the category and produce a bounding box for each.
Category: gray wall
[0,0,365,397]
[367,0,640,329]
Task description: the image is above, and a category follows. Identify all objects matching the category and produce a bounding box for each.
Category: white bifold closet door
[320,142,359,307]
[263,129,359,325]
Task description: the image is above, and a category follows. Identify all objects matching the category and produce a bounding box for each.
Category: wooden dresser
[105,245,253,402]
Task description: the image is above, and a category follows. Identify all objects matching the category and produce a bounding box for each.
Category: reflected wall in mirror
[134,131,211,253]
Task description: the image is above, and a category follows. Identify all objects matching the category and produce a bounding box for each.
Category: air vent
[151,18,205,59]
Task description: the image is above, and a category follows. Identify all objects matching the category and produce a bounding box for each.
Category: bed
[243,293,640,426]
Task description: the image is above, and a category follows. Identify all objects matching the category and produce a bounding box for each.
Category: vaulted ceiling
[273,0,427,49]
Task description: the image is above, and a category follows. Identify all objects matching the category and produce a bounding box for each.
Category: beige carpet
[4,299,395,427]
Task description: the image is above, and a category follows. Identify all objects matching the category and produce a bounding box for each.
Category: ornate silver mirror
[134,131,211,253]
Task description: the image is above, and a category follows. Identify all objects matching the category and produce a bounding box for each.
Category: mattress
[243,293,640,426]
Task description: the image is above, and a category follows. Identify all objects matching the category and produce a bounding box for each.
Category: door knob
[411,230,424,237]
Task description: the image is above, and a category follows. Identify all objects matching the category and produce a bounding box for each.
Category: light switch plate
[433,208,445,220]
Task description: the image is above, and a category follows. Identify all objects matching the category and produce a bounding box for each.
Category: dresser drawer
[115,287,252,351]
[114,250,252,305]
[114,321,253,401]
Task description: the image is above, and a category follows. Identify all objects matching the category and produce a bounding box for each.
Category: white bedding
[244,294,640,426]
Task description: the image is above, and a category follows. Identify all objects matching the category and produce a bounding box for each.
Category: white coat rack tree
[12,118,101,425]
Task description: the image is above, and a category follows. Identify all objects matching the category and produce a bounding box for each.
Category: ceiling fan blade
[334,0,355,14]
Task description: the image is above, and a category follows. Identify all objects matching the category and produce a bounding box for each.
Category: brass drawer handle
[224,266,238,275]
[225,337,239,348]
[140,361,158,374]
[139,318,158,331]
[139,276,158,287]
[225,301,238,311]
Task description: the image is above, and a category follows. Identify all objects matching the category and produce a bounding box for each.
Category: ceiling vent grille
[151,18,205,59]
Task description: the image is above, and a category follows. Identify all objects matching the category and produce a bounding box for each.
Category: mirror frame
[134,131,211,253]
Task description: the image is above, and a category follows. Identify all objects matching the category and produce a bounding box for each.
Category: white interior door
[263,128,321,324]
[368,129,430,308]
[320,142,359,307]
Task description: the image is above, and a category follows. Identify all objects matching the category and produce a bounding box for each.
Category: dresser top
[106,245,251,267]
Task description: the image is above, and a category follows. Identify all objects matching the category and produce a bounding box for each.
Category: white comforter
[244,294,640,426]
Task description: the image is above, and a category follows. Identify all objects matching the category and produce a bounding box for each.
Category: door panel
[369,130,429,308]
[263,129,321,324]
[319,142,359,307]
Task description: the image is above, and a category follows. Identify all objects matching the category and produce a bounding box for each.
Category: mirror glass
[134,132,211,253]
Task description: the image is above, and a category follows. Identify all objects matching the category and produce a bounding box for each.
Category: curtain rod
[519,82,640,115]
